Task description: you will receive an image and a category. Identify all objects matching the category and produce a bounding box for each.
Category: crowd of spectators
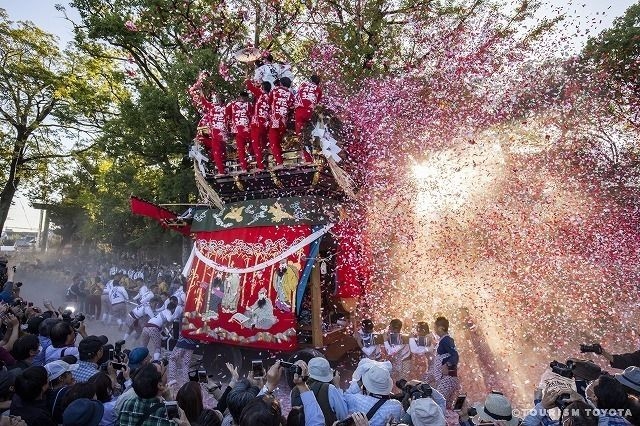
[1,258,639,426]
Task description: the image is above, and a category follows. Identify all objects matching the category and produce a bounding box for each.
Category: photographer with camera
[0,308,21,355]
[392,380,446,426]
[522,359,603,426]
[0,264,20,305]
[256,360,326,426]
[581,343,640,371]
[586,374,631,426]
[44,320,87,364]
[395,379,447,416]
[72,335,108,383]
[290,357,349,426]
[116,362,190,425]
[522,387,584,426]
[473,392,522,426]
[343,364,404,426]
[32,318,59,367]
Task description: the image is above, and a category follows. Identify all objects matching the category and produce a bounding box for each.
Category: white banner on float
[182,223,334,276]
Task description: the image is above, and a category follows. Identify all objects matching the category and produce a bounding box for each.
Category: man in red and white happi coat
[189,79,228,175]
[295,74,322,162]
[246,79,271,170]
[268,77,294,167]
[226,91,253,172]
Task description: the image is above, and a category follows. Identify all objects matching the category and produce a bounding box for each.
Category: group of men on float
[189,54,323,175]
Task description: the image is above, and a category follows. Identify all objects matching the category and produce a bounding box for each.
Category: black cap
[78,335,108,357]
[361,319,374,332]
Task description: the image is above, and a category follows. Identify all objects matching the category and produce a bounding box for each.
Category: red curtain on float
[334,221,367,299]
[182,225,313,351]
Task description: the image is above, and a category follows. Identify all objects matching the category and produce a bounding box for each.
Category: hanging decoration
[183,223,334,275]
[192,140,224,209]
[311,120,358,199]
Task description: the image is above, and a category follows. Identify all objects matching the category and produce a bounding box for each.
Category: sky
[0,0,636,232]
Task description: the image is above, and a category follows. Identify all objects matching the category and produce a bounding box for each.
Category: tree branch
[20,140,100,165]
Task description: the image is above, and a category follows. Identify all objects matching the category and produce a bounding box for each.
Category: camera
[396,379,433,399]
[111,362,127,371]
[251,360,265,378]
[153,358,169,367]
[335,415,360,426]
[580,343,603,355]
[279,361,303,376]
[555,393,571,410]
[114,340,126,361]
[550,360,574,379]
[453,394,467,411]
[165,401,179,419]
[61,310,85,329]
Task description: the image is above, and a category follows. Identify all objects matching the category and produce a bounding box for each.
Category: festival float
[131,50,367,368]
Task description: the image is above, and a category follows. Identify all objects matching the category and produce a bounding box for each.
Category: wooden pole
[310,261,323,348]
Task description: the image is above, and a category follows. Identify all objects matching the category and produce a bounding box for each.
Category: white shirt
[45,345,80,364]
[130,303,155,320]
[133,286,152,303]
[254,63,283,86]
[146,308,176,328]
[133,270,145,280]
[172,287,186,306]
[409,336,430,355]
[109,285,129,304]
[109,266,118,276]
[103,279,114,295]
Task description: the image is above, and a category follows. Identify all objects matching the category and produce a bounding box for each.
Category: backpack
[290,379,336,426]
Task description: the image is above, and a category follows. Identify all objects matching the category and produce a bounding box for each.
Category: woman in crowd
[89,372,118,426]
[177,381,205,424]
[44,359,77,423]
[60,382,97,415]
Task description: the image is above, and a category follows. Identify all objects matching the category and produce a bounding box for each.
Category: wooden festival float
[130,64,367,368]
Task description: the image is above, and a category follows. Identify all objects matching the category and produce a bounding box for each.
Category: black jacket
[611,350,640,370]
[10,394,56,426]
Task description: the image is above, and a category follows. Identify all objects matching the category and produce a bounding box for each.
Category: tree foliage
[583,2,640,93]
[0,9,122,234]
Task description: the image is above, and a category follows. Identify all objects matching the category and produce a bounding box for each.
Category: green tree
[56,0,247,251]
[0,9,122,234]
[583,2,640,93]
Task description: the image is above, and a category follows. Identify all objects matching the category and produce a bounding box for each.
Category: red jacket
[269,86,294,129]
[206,104,228,133]
[295,81,322,110]
[225,100,252,133]
[189,89,228,135]
[247,81,270,128]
